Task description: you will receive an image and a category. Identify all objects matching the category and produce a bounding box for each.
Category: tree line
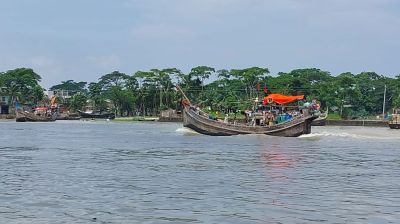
[1,67,399,118]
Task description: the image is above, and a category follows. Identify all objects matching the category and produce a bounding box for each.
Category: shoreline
[0,117,389,127]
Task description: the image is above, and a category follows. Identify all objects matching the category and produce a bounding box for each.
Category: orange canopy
[263,94,304,105]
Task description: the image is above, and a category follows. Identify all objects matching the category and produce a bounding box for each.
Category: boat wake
[175,127,199,135]
[299,131,395,140]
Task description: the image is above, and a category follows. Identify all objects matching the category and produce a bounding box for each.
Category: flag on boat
[263,94,304,105]
[263,84,269,94]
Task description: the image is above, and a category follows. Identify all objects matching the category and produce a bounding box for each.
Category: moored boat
[389,109,400,129]
[16,110,56,122]
[15,95,58,122]
[77,110,115,119]
[177,86,318,137]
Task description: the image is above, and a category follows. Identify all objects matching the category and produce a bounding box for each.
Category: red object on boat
[263,94,304,105]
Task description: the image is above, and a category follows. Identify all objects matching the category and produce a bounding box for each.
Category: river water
[0,121,399,223]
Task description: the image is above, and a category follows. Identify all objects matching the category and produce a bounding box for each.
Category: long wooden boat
[389,123,400,129]
[16,111,56,122]
[183,106,317,137]
[389,109,400,129]
[77,110,115,119]
[177,85,318,137]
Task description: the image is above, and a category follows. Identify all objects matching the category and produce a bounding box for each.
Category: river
[0,121,399,223]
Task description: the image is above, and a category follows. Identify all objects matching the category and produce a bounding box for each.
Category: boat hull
[16,111,56,122]
[78,110,115,119]
[183,107,316,137]
[311,117,326,126]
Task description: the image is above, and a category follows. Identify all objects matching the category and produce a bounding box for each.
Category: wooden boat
[389,109,400,129]
[177,86,318,137]
[311,107,328,126]
[183,106,316,137]
[77,110,115,119]
[16,111,56,122]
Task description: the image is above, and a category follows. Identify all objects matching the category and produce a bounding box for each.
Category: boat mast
[176,85,191,105]
[382,84,386,120]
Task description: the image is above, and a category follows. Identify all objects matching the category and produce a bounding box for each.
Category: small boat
[389,109,400,129]
[177,86,318,137]
[77,110,115,119]
[312,107,328,126]
[16,110,56,122]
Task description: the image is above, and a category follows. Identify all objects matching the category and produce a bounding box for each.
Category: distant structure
[0,95,11,115]
[47,90,73,102]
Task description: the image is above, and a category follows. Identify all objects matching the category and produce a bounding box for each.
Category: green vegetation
[1,67,399,119]
[0,68,44,105]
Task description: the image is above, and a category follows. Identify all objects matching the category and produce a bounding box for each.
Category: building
[0,96,11,114]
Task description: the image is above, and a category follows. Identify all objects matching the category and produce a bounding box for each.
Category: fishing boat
[389,109,400,129]
[16,110,56,122]
[15,96,58,122]
[77,110,115,119]
[312,107,328,126]
[177,86,318,137]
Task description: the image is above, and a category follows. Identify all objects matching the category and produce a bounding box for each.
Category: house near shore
[0,96,11,115]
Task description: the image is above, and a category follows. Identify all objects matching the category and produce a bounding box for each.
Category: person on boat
[224,114,229,123]
[267,112,274,127]
[244,110,252,123]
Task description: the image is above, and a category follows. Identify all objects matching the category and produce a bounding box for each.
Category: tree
[230,67,269,100]
[88,82,107,111]
[49,80,87,92]
[0,68,43,105]
[69,92,88,112]
[189,66,215,90]
[97,71,132,116]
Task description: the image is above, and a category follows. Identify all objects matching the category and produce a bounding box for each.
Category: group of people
[243,98,321,127]
[194,98,321,127]
[245,109,298,127]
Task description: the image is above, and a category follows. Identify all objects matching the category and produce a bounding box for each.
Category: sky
[1,0,399,88]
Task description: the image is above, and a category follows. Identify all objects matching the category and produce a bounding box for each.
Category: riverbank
[326,119,388,127]
[0,114,15,120]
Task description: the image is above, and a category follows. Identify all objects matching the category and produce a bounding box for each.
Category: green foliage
[69,92,87,111]
[2,66,400,118]
[0,68,42,104]
[50,80,87,93]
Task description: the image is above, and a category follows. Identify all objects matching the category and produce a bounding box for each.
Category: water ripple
[0,122,399,223]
